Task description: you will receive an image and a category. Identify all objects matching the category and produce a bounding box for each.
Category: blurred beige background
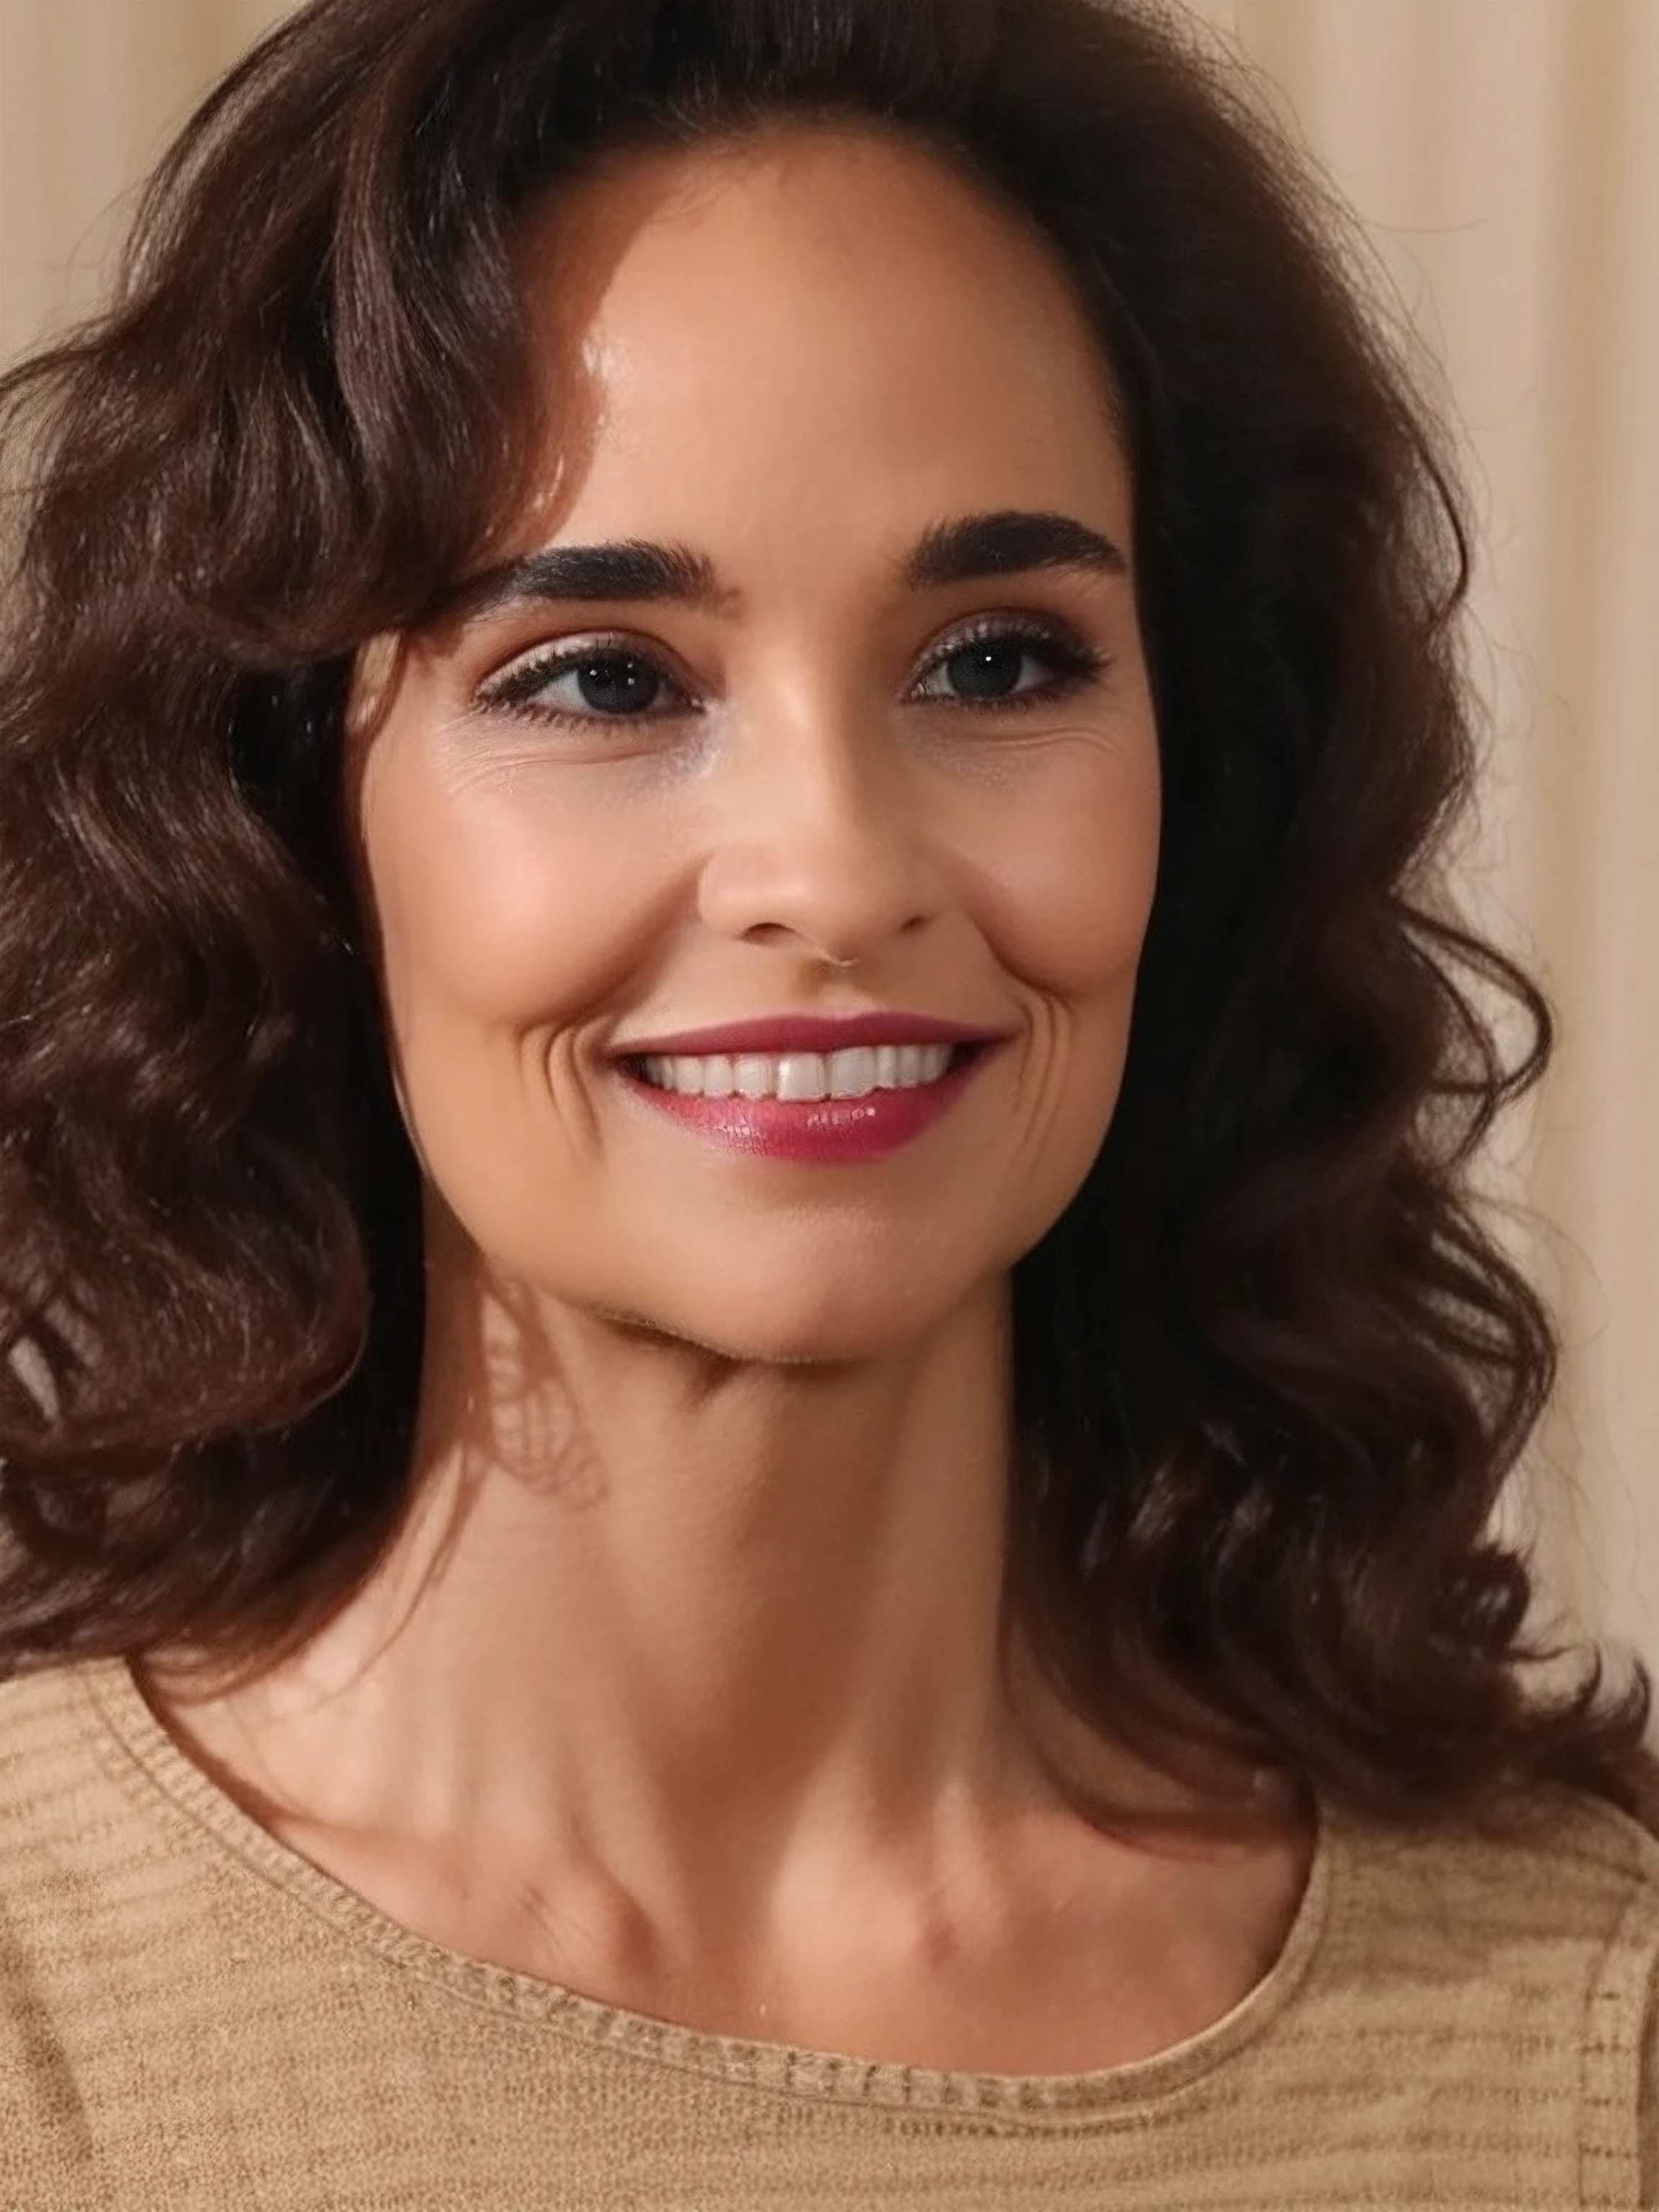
[1,0,1655,1695]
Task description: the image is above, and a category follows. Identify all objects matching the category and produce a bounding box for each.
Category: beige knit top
[1,1658,1657,2210]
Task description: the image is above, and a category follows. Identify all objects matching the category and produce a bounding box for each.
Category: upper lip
[613,1012,1013,1058]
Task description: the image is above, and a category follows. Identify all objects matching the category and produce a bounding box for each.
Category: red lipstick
[612,1019,1007,1165]
[619,1050,994,1163]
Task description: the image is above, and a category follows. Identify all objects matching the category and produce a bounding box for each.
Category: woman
[0,0,1654,2203]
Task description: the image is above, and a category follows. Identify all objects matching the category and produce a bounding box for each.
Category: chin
[595,1280,964,1369]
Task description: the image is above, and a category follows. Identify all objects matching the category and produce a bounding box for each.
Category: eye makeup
[477,633,692,726]
[914,614,1110,710]
[472,611,1112,736]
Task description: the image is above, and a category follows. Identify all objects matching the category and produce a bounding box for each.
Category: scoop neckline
[76,1653,1341,2127]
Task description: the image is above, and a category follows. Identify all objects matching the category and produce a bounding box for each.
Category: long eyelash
[474,618,1111,730]
[475,641,691,729]
[477,649,575,711]
[924,618,1111,709]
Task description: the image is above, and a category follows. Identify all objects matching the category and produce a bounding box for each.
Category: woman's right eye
[477,642,693,727]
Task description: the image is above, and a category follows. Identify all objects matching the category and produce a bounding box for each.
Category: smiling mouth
[624,1040,985,1101]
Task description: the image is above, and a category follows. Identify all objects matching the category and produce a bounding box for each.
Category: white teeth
[639,1043,956,1099]
[777,1054,827,1102]
[828,1046,877,1099]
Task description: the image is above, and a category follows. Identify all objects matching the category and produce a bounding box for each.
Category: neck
[145,1256,1078,1939]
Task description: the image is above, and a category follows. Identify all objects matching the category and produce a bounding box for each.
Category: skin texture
[145,127,1315,2072]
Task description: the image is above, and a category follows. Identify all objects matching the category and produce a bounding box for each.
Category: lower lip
[616,1046,995,1163]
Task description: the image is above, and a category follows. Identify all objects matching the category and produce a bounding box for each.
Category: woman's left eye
[912,623,1108,709]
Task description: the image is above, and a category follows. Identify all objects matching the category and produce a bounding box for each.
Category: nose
[694,683,948,966]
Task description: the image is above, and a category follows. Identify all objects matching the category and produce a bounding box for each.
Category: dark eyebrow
[905,510,1130,589]
[444,539,727,624]
[439,508,1126,628]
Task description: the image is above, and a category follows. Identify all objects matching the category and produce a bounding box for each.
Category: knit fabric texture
[1,1658,1656,2210]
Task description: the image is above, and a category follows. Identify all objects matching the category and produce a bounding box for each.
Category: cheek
[988,750,1161,1015]
[357,766,650,1213]
[362,765,639,1041]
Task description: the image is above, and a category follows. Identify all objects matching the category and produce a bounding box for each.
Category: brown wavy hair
[2,0,1653,1834]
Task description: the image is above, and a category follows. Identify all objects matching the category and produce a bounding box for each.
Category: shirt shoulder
[0,1658,125,1860]
[1288,1784,1659,2208]
[0,1662,144,2208]
[1336,1779,1659,1938]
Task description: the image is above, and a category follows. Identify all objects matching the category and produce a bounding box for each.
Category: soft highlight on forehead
[511,120,1132,459]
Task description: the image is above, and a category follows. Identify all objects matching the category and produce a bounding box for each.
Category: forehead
[503,127,1133,558]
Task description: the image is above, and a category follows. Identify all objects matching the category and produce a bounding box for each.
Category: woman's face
[349,127,1162,1362]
